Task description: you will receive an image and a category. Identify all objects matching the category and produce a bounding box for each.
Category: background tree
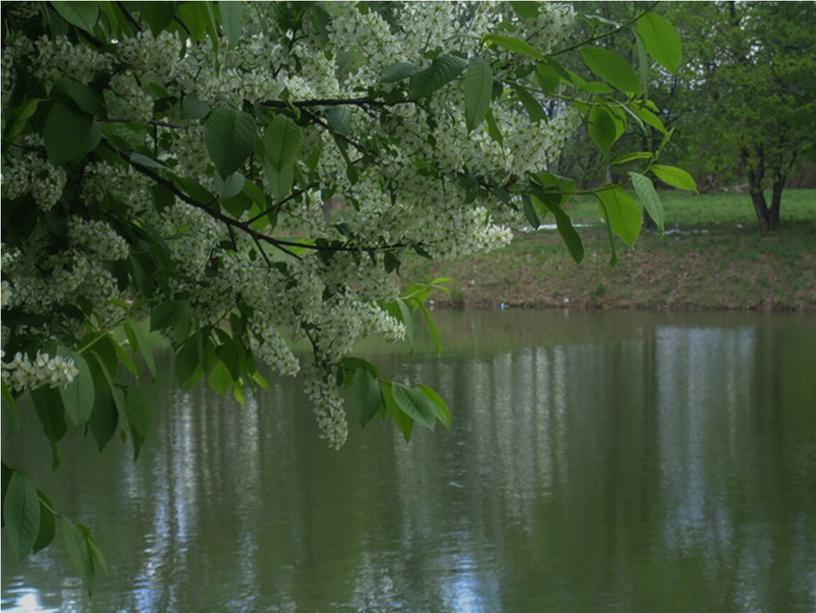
[1,0,683,590]
[658,1,815,231]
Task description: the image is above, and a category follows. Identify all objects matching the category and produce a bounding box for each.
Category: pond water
[2,310,815,612]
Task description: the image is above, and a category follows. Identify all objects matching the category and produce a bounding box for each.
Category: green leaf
[214,171,245,199]
[177,1,210,42]
[44,101,100,165]
[30,387,67,470]
[390,382,436,430]
[57,351,95,427]
[383,382,413,442]
[463,58,493,131]
[419,303,442,355]
[417,384,451,429]
[3,472,41,560]
[61,517,94,593]
[352,368,382,428]
[523,194,542,228]
[182,96,210,120]
[484,34,543,60]
[55,79,105,116]
[126,388,151,460]
[580,46,641,94]
[124,319,157,381]
[129,153,166,171]
[636,12,682,73]
[32,490,55,554]
[324,106,351,135]
[86,357,118,452]
[651,164,697,192]
[264,114,303,170]
[629,172,665,232]
[4,98,42,143]
[534,63,562,95]
[530,187,584,263]
[138,2,176,34]
[2,381,18,434]
[596,186,642,246]
[150,300,184,331]
[208,360,233,395]
[484,108,503,145]
[219,1,244,47]
[512,84,546,123]
[632,105,667,134]
[587,106,617,155]
[409,55,467,99]
[381,62,421,83]
[263,160,294,200]
[205,106,256,179]
[510,1,539,20]
[175,337,201,386]
[52,2,99,33]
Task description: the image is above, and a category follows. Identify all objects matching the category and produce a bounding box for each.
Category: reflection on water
[2,310,815,612]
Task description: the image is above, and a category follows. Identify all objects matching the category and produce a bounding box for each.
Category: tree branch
[548,2,659,57]
[109,143,415,256]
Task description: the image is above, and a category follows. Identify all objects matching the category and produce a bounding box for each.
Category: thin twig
[548,2,659,57]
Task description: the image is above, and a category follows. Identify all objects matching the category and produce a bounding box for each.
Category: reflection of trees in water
[3,318,815,611]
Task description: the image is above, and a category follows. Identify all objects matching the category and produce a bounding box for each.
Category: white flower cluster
[1,151,66,211]
[248,316,300,377]
[104,72,154,122]
[68,218,129,260]
[1,351,78,393]
[118,30,182,83]
[303,370,348,450]
[32,35,111,86]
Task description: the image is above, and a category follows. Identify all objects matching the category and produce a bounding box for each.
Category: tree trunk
[745,145,772,233]
[750,189,771,233]
[769,174,785,229]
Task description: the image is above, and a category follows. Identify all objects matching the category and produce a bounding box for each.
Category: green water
[2,310,815,612]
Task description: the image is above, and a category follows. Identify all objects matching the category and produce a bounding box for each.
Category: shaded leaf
[57,350,95,427]
[52,2,99,32]
[352,368,382,428]
[587,106,617,155]
[205,106,256,178]
[463,57,493,131]
[409,55,466,99]
[44,101,100,165]
[629,171,665,232]
[381,62,420,83]
[3,472,41,560]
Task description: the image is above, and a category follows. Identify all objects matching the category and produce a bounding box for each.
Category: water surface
[2,310,815,611]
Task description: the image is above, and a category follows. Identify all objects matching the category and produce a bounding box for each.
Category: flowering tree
[1,1,683,590]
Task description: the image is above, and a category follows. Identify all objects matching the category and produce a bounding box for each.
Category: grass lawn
[406,188,816,311]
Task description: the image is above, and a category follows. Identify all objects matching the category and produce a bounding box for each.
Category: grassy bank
[407,189,816,311]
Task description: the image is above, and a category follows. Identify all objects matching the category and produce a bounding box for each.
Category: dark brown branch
[245,188,307,225]
[262,97,393,110]
[110,143,414,256]
[300,108,374,160]
[103,117,185,129]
